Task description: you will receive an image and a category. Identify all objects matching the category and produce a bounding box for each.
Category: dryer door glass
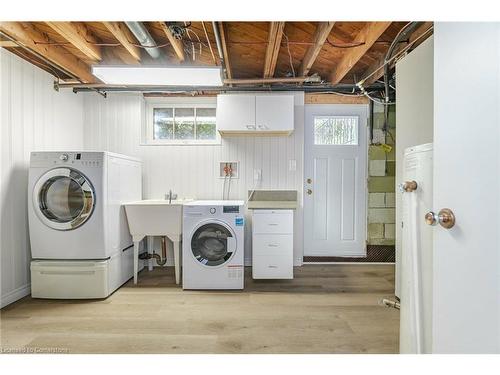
[191,223,235,266]
[35,168,95,231]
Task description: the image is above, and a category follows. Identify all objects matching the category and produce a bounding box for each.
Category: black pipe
[67,83,384,94]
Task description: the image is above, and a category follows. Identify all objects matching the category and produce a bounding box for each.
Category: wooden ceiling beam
[263,22,285,78]
[159,22,185,62]
[361,22,433,86]
[0,40,19,47]
[329,22,392,84]
[298,22,335,77]
[217,22,232,79]
[45,22,102,61]
[102,22,141,62]
[0,22,96,83]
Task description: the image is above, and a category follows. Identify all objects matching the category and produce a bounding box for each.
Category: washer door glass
[191,222,236,267]
[35,168,95,231]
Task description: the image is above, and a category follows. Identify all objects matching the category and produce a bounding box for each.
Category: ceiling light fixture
[91,65,223,86]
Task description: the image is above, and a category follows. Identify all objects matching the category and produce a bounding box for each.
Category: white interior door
[303,104,368,257]
[432,23,500,353]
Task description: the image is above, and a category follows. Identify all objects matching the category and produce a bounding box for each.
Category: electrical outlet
[254,169,262,181]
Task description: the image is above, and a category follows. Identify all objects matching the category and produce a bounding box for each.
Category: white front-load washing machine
[182,200,245,290]
[28,151,142,299]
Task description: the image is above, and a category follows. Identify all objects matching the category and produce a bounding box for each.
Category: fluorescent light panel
[91,66,223,86]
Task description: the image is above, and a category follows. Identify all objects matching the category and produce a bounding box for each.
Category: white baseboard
[1,284,31,309]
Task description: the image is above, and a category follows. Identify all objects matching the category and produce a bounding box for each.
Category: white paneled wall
[82,92,305,265]
[0,49,84,307]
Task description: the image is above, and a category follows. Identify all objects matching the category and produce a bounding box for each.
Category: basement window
[314,116,359,145]
[144,99,219,145]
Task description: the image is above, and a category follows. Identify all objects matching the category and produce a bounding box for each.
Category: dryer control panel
[30,152,104,168]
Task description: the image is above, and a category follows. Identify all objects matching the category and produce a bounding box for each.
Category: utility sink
[123,199,193,239]
[123,199,193,285]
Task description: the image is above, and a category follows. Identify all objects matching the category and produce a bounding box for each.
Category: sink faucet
[165,190,178,203]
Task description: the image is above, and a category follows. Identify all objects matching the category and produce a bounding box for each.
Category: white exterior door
[432,23,500,353]
[303,104,368,257]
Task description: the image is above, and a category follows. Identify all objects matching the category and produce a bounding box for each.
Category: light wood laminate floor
[0,265,399,354]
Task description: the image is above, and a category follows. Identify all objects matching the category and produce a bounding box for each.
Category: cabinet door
[255,95,294,132]
[216,94,256,132]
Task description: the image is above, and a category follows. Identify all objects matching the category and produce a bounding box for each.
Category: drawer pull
[268,265,278,268]
[268,223,278,226]
[267,243,279,247]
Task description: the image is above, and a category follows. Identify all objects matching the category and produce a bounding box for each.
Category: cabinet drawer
[253,234,293,256]
[252,211,293,234]
[252,254,293,279]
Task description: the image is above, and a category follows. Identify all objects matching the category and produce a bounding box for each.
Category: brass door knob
[425,208,456,229]
[306,189,312,195]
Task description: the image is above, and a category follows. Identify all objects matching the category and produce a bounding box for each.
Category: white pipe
[409,190,424,353]
[125,22,161,59]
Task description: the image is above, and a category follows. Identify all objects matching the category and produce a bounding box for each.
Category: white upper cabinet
[217,94,294,136]
[255,95,294,133]
[216,94,256,133]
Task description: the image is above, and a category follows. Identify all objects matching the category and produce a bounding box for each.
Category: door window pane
[174,108,195,140]
[314,116,358,145]
[40,177,84,222]
[196,108,217,140]
[191,223,233,266]
[153,108,173,139]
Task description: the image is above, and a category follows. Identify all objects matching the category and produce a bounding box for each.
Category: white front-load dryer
[28,151,142,299]
[182,200,245,290]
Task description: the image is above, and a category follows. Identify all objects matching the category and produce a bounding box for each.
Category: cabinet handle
[257,125,267,130]
[268,223,278,226]
[267,243,279,247]
[246,125,255,130]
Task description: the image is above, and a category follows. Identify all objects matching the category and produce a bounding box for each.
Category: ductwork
[125,22,161,59]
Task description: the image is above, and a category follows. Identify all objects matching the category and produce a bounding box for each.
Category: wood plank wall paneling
[82,92,305,266]
[0,49,84,308]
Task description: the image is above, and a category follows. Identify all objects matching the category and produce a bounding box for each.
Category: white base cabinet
[252,209,294,279]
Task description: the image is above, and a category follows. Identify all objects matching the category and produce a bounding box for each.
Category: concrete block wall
[367,103,396,246]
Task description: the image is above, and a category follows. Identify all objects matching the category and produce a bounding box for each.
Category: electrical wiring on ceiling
[282,32,296,78]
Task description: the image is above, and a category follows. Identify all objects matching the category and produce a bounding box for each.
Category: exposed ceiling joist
[102,22,141,62]
[298,22,335,77]
[263,21,285,78]
[329,21,392,84]
[361,22,433,86]
[159,22,185,62]
[45,22,102,61]
[217,22,232,79]
[0,40,19,47]
[0,22,96,83]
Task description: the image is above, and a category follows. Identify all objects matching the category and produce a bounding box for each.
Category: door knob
[425,208,456,229]
[399,180,418,193]
[306,189,312,195]
[306,178,312,184]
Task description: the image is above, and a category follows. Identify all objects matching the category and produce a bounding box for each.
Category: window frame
[312,115,360,146]
[144,99,220,145]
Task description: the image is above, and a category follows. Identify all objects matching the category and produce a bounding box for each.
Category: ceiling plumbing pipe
[125,22,161,59]
[211,22,224,60]
[59,83,378,94]
[212,21,229,79]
